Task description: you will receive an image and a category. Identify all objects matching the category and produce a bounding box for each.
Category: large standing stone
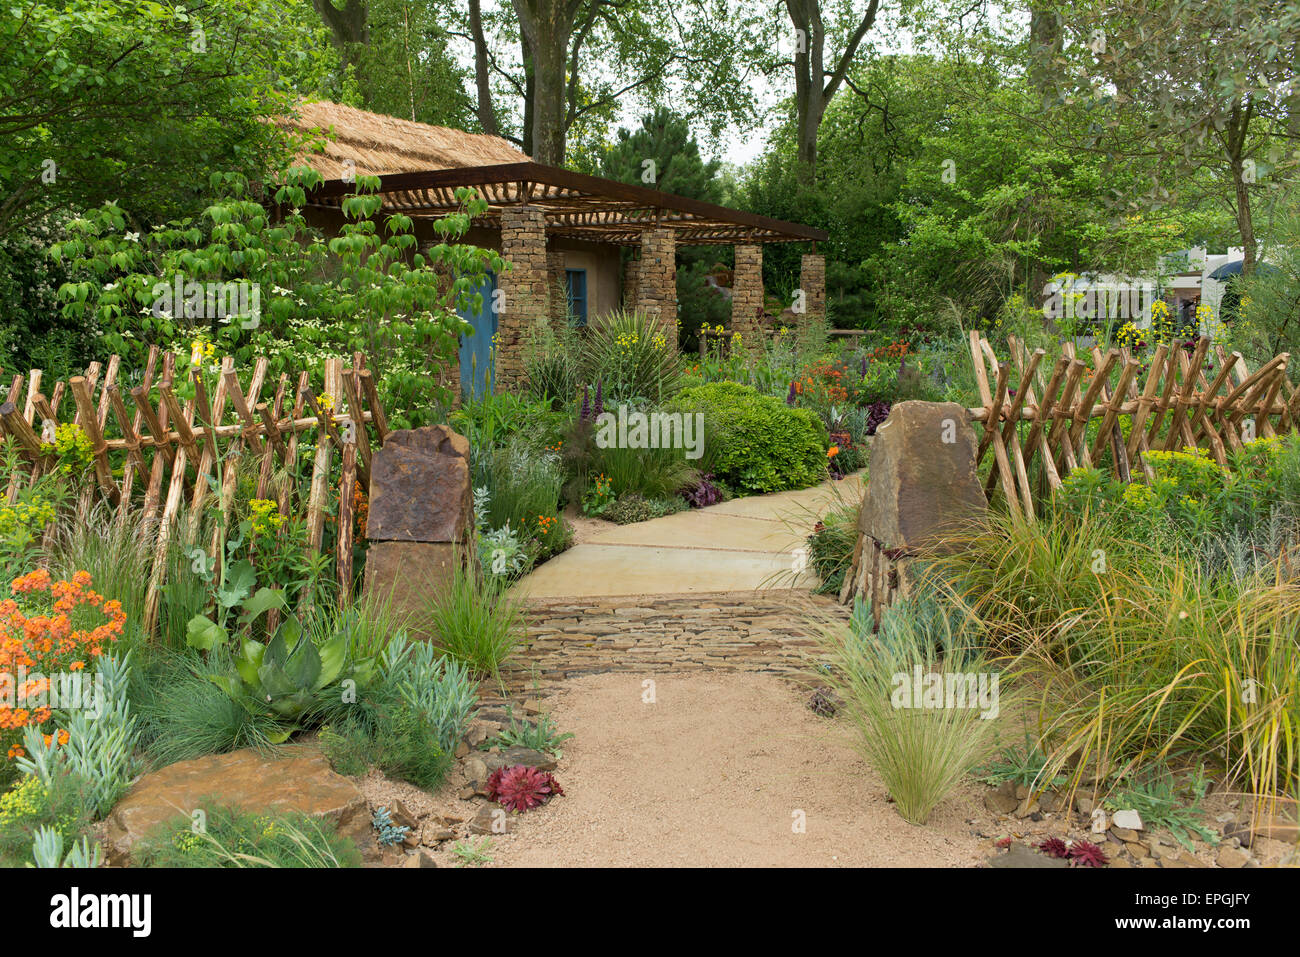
[366,425,472,543]
[841,401,986,611]
[364,425,472,626]
[103,746,370,865]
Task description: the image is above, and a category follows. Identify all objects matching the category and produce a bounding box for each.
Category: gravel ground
[451,671,987,868]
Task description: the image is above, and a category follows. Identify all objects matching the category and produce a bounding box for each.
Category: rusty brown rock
[103,745,369,865]
[365,425,472,543]
[363,541,464,630]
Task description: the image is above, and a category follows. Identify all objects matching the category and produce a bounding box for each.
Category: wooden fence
[967,330,1298,519]
[0,346,389,633]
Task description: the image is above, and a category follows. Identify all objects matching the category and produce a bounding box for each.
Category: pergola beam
[302,161,826,245]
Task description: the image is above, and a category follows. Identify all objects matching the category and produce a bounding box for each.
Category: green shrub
[485,439,570,559]
[938,510,1300,804]
[805,497,860,594]
[581,310,683,402]
[523,322,583,409]
[319,631,477,790]
[669,382,828,494]
[593,439,699,500]
[133,804,362,868]
[134,648,288,765]
[605,493,688,525]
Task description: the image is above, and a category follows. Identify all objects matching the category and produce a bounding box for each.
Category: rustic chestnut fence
[0,346,389,633]
[967,331,1298,519]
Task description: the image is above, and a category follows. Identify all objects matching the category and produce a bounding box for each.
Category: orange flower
[827,445,840,458]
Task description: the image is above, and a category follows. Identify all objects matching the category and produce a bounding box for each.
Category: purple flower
[594,379,604,418]
[859,357,868,377]
[786,381,797,406]
[581,385,591,421]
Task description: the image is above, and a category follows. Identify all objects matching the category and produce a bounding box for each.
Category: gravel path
[474,671,986,868]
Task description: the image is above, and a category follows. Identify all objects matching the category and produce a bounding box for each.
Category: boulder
[481,747,558,773]
[988,842,1068,869]
[840,401,986,607]
[103,745,370,865]
[363,425,474,629]
[365,425,472,543]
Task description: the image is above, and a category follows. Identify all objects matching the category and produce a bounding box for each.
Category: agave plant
[205,588,347,730]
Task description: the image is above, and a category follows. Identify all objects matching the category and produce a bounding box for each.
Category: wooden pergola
[304,161,828,246]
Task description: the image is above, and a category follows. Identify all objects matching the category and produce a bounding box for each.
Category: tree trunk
[513,0,579,166]
[785,0,879,187]
[312,0,369,49]
[1029,6,1061,104]
[521,32,535,157]
[1225,98,1258,274]
[469,0,498,136]
[1233,162,1257,275]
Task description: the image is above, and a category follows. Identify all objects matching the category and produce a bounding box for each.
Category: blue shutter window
[566,269,588,326]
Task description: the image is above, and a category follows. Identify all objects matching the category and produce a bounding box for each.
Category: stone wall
[731,244,765,349]
[799,253,826,322]
[497,205,549,389]
[633,227,676,334]
[622,254,641,310]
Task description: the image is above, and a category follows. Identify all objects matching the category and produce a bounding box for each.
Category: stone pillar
[731,244,765,350]
[363,425,473,631]
[634,227,676,334]
[497,205,548,389]
[622,254,641,310]
[838,402,987,620]
[547,248,567,326]
[799,252,826,322]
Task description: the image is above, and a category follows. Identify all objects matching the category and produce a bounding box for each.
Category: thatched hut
[282,101,826,399]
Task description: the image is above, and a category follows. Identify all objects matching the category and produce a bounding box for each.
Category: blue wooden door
[458,271,497,401]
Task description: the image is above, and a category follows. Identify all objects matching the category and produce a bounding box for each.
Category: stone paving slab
[512,543,809,598]
[512,473,863,600]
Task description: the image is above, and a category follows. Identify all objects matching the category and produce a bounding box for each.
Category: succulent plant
[1068,840,1108,868]
[807,687,840,718]
[486,765,564,813]
[1037,837,1069,859]
[371,806,410,847]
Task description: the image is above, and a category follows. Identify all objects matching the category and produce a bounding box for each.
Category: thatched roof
[286,101,826,245]
[281,100,528,180]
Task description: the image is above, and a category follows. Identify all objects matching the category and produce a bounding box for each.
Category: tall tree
[0,0,313,238]
[783,0,881,184]
[455,0,768,166]
[599,107,722,200]
[1048,0,1300,274]
[510,0,578,164]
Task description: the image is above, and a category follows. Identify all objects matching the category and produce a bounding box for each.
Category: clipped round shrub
[669,382,829,495]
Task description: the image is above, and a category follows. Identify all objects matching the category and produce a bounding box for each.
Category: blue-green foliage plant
[371,806,409,847]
